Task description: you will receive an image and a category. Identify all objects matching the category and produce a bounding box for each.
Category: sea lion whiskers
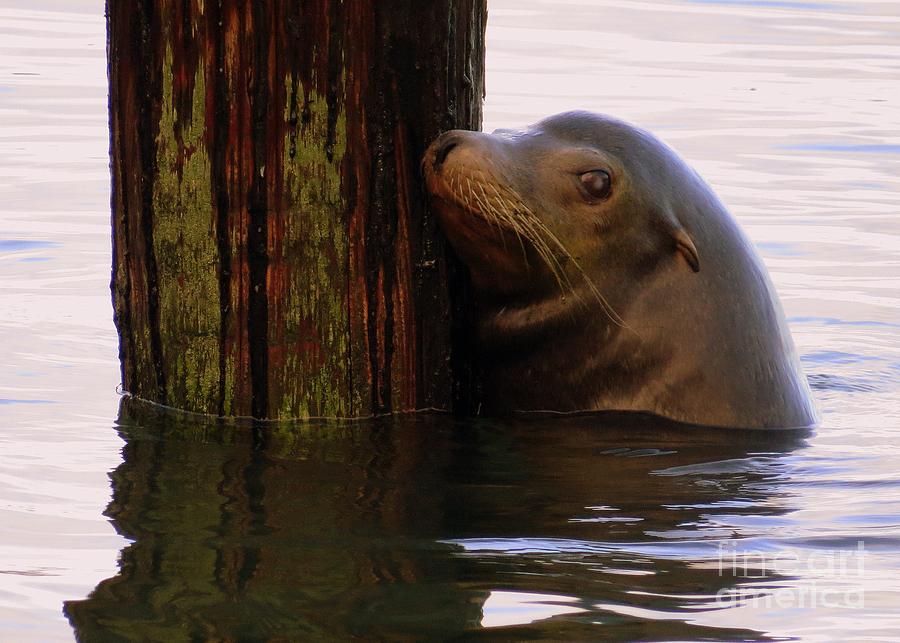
[487,182,573,285]
[490,182,629,330]
[478,181,571,293]
[517,201,628,329]
[467,175,512,251]
[473,175,529,262]
[501,199,562,284]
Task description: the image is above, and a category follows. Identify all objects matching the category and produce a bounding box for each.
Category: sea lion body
[424,111,817,430]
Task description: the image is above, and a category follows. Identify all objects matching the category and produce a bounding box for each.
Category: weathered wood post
[108,0,486,418]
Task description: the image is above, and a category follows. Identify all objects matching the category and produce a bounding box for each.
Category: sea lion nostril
[433,137,460,170]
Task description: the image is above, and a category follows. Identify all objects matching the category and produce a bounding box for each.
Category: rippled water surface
[2,0,899,640]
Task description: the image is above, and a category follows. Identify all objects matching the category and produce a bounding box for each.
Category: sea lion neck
[475,280,626,350]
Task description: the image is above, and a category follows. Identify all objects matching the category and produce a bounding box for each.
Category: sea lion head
[423,111,701,308]
[422,111,817,429]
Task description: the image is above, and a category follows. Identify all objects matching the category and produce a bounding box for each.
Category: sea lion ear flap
[660,207,700,272]
[674,228,700,273]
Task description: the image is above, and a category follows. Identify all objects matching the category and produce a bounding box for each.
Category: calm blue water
[2,0,899,640]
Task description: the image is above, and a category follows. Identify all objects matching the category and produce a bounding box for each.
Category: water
[1,0,899,640]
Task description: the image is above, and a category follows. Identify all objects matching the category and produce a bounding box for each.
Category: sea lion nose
[432,134,461,171]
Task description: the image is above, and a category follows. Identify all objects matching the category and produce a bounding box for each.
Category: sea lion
[423,111,817,430]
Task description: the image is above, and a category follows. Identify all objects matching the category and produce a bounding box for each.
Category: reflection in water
[65,401,486,641]
[66,400,809,640]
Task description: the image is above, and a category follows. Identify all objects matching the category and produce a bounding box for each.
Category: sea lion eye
[578,169,611,201]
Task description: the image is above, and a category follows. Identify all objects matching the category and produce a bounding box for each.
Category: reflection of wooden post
[108,1,485,418]
[63,399,487,640]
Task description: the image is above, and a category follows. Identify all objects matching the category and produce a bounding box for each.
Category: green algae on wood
[153,45,222,414]
[271,81,351,419]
